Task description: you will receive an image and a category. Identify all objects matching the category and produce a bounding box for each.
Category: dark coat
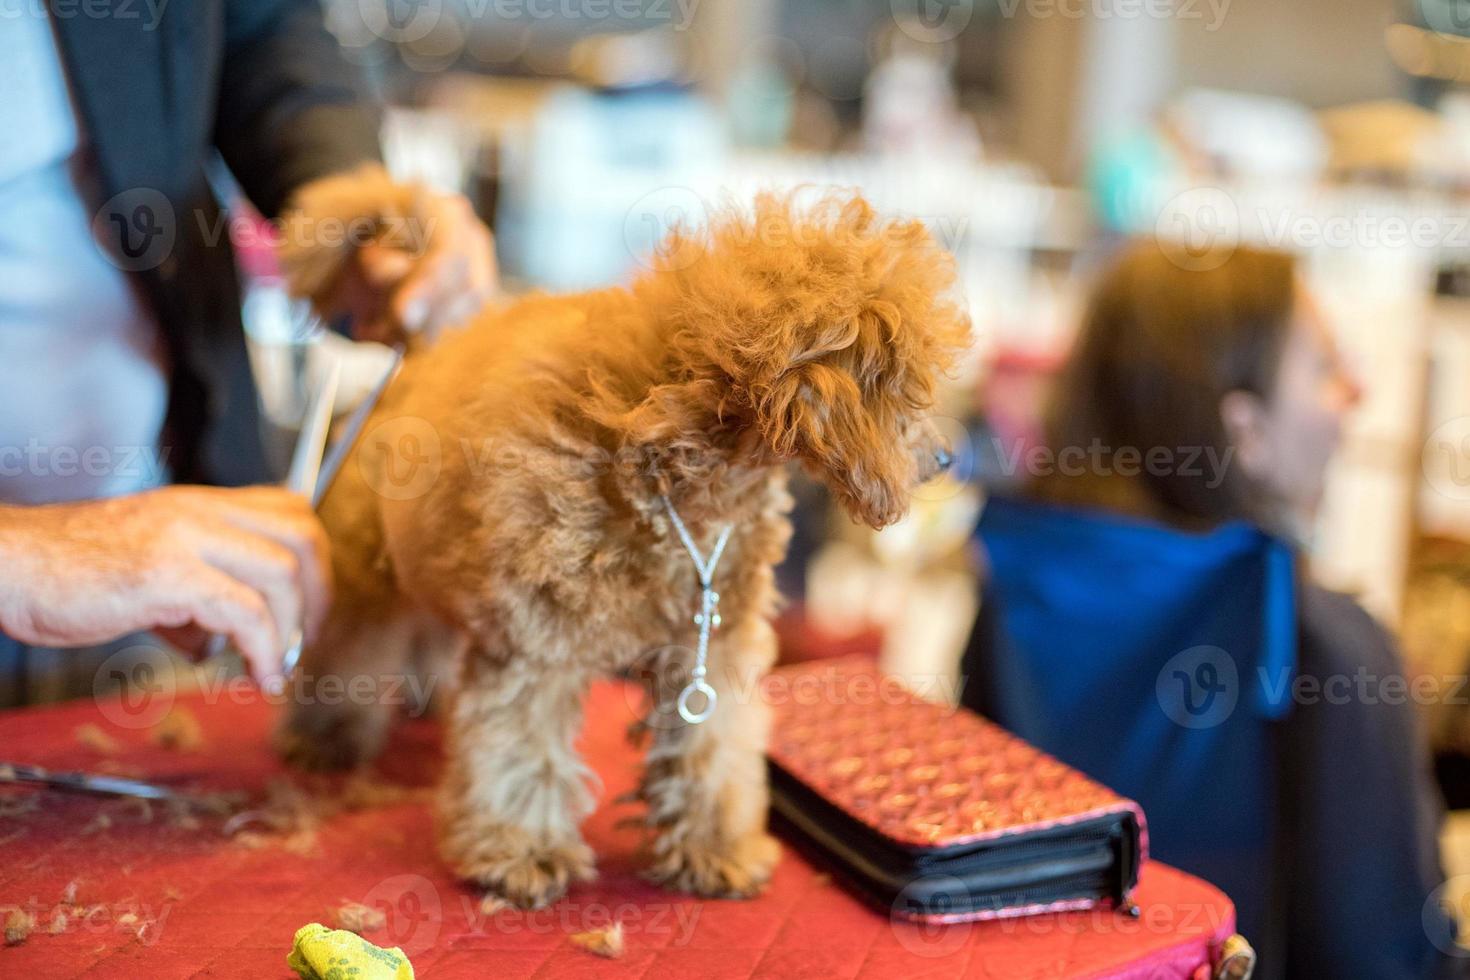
[50,0,382,485]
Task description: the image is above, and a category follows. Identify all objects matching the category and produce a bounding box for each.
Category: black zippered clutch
[765,656,1145,921]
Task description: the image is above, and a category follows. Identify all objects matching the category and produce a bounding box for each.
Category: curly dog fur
[276,190,971,908]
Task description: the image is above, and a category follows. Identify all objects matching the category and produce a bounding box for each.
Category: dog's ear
[755,359,911,529]
[631,190,972,526]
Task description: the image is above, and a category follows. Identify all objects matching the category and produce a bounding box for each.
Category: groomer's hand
[346,190,496,345]
[279,165,497,346]
[0,486,331,687]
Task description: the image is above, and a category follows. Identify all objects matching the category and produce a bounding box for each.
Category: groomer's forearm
[0,502,57,644]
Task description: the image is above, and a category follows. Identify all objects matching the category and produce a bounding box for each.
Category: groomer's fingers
[392,197,493,335]
[464,213,497,294]
[393,249,461,334]
[198,491,332,644]
[164,487,331,644]
[154,563,282,684]
[415,255,477,337]
[194,525,305,663]
[403,241,495,339]
[424,292,487,339]
[357,241,416,289]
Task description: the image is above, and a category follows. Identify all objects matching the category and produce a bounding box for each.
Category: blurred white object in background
[498,83,727,289]
[1166,88,1328,181]
[381,106,481,194]
[1424,92,1470,186]
[862,27,980,161]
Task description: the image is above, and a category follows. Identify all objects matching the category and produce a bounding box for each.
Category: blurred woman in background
[964,243,1457,978]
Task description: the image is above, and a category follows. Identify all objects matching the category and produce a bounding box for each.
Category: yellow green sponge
[287,922,415,980]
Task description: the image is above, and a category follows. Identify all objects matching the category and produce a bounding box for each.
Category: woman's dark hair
[1032,241,1298,528]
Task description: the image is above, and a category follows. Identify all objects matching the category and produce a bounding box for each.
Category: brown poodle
[275,186,971,909]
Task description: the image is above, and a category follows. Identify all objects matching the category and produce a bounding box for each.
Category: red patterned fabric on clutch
[766,656,1147,923]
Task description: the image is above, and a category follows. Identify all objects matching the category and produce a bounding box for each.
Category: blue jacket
[966,496,1454,978]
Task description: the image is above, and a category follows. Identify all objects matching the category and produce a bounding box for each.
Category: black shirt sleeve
[214,0,383,219]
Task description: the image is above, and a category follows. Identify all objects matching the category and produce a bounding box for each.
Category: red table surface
[0,683,1234,979]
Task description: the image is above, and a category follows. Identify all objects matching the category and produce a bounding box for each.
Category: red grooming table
[0,683,1236,978]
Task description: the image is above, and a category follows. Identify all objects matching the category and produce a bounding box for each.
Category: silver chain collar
[659,494,733,724]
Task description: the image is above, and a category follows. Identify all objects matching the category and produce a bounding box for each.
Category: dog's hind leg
[637,614,780,898]
[437,641,597,908]
[274,592,417,772]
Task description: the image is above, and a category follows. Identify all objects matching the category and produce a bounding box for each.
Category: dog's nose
[934,446,953,473]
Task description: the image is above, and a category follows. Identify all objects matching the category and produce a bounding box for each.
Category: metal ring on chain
[677,679,718,725]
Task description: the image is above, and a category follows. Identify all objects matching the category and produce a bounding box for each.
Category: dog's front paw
[442,824,596,909]
[646,831,780,899]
